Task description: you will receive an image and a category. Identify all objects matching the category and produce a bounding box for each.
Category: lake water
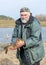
[0,27,46,44]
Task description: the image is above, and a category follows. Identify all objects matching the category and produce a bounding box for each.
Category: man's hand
[15,39,25,48]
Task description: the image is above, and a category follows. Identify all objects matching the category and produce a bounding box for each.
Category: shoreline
[0,20,46,27]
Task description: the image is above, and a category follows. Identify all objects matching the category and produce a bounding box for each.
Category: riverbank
[0,42,46,65]
[0,20,46,27]
[0,20,15,28]
[40,21,46,27]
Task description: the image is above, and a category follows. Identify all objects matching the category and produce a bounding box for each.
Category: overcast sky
[0,0,46,20]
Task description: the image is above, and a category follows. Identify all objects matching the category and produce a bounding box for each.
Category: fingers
[15,39,24,48]
[16,39,24,44]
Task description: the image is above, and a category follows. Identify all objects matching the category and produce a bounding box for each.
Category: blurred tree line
[0,14,46,21]
[0,15,14,20]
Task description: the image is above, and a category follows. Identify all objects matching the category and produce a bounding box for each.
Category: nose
[23,16,26,19]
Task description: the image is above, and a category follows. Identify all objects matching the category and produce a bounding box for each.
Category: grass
[40,21,46,27]
[0,20,46,27]
[0,42,46,65]
[0,20,15,28]
[0,43,9,48]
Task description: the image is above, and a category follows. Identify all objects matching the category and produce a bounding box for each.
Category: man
[11,7,45,65]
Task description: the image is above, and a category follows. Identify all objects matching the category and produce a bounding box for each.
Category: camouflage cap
[20,7,30,13]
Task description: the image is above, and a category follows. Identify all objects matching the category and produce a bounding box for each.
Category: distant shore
[40,21,46,27]
[0,20,15,28]
[0,20,46,27]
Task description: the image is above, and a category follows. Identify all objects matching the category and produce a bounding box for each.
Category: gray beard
[21,19,27,23]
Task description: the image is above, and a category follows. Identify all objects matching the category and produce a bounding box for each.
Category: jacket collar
[16,14,34,26]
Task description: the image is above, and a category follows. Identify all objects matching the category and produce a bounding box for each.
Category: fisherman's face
[20,12,30,23]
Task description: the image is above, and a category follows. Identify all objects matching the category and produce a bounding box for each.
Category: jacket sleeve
[23,19,42,49]
[11,23,18,44]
